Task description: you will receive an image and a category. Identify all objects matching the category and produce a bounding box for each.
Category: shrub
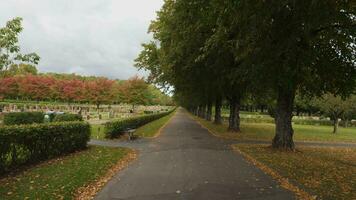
[105,109,175,138]
[0,121,90,174]
[53,113,83,122]
[3,112,44,125]
[144,110,154,114]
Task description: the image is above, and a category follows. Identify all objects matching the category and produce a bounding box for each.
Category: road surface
[94,109,295,200]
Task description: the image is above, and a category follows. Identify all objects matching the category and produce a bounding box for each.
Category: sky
[0,0,164,80]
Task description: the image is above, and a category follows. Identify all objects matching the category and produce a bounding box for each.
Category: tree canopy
[136,0,356,150]
[0,17,40,76]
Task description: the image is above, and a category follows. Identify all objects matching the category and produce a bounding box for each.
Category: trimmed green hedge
[53,113,83,122]
[3,112,44,125]
[105,109,175,138]
[0,122,90,174]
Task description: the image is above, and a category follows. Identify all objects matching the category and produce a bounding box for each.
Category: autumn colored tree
[122,76,150,111]
[85,78,116,109]
[58,79,85,104]
[0,73,171,106]
[0,77,19,100]
[17,75,55,101]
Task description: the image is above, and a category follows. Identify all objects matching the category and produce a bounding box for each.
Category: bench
[125,128,136,140]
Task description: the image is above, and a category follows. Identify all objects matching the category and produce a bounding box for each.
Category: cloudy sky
[0,0,163,79]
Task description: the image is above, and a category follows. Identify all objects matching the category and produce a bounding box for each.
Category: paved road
[94,109,295,200]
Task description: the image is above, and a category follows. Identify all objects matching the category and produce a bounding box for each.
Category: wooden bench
[125,128,136,140]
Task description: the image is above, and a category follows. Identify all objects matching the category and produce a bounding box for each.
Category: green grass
[90,124,106,139]
[234,144,356,200]
[192,115,356,143]
[135,111,176,137]
[0,146,129,200]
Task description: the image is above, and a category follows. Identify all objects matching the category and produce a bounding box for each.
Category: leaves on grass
[74,150,137,200]
[0,146,133,200]
[234,144,356,200]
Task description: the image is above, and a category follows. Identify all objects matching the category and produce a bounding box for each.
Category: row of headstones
[1,104,129,113]
[1,104,170,113]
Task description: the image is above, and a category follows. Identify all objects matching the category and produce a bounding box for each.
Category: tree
[122,76,150,111]
[5,63,38,77]
[85,78,116,109]
[0,76,19,100]
[59,79,85,104]
[0,17,40,76]
[137,0,355,150]
[317,94,356,133]
[18,75,55,101]
[226,0,355,149]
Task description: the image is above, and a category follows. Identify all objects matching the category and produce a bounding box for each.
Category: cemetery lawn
[193,115,356,143]
[0,146,130,200]
[91,124,106,139]
[135,110,176,137]
[233,144,356,200]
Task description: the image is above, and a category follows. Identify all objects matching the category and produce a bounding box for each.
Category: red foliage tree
[59,79,85,103]
[0,77,19,100]
[85,78,115,108]
[18,75,56,101]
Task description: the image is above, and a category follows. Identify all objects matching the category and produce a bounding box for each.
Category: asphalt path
[94,109,295,200]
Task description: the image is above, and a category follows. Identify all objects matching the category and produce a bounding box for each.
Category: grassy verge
[0,146,131,200]
[90,124,106,140]
[135,110,176,137]
[192,115,356,143]
[233,144,356,200]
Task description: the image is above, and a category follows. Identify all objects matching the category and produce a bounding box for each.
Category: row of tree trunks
[198,105,206,118]
[228,95,241,132]
[214,96,223,124]
[206,102,212,121]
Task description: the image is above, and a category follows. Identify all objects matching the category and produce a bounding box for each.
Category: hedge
[3,112,44,125]
[0,121,90,174]
[53,113,83,122]
[105,109,175,138]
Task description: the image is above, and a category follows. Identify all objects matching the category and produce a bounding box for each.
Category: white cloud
[0,0,163,79]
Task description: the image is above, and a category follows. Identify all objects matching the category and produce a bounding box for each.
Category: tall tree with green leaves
[317,94,356,133]
[218,0,355,149]
[0,17,40,76]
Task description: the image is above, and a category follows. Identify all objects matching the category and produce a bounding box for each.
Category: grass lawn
[135,110,176,137]
[0,146,130,200]
[91,124,106,139]
[192,115,356,143]
[234,144,356,200]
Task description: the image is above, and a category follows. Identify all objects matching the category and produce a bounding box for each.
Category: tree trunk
[344,119,349,128]
[214,97,223,124]
[272,88,295,150]
[206,102,212,121]
[333,118,339,134]
[260,105,264,113]
[200,104,206,118]
[198,105,203,118]
[228,96,241,132]
[131,104,135,113]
